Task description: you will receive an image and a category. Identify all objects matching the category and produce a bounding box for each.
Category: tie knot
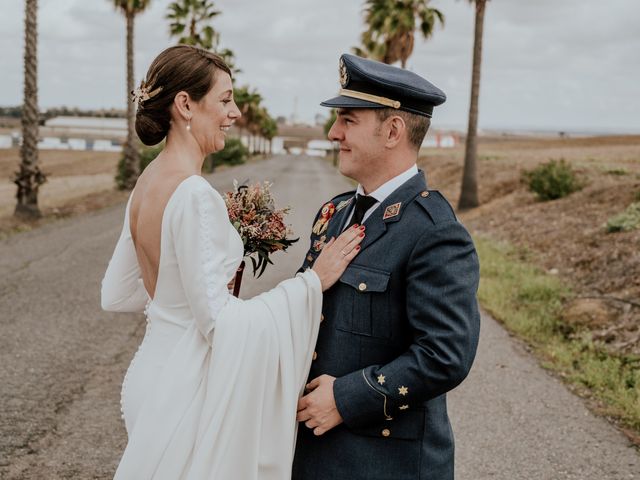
[345,194,378,229]
[355,194,377,211]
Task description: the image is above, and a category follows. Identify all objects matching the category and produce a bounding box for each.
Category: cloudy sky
[1,0,639,133]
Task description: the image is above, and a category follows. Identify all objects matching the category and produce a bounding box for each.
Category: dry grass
[421,134,640,355]
[0,148,122,236]
[0,148,120,177]
[419,134,640,441]
[476,236,640,444]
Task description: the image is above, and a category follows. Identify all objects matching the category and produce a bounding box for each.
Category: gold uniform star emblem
[377,374,386,385]
[398,386,408,396]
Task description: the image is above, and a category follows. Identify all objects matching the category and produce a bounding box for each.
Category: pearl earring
[186,117,191,131]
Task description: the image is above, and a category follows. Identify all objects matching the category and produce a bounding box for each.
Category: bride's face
[191,71,241,154]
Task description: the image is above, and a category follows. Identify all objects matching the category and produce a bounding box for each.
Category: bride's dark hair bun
[134,45,232,146]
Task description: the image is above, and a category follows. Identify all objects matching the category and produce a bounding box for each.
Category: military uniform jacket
[292,171,480,480]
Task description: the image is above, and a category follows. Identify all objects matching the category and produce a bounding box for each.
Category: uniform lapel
[323,196,354,240]
[358,171,427,251]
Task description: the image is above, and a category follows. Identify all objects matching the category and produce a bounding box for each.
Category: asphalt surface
[1,154,638,479]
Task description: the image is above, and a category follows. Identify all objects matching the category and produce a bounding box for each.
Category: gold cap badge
[339,58,349,88]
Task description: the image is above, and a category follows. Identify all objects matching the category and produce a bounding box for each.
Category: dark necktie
[346,194,377,230]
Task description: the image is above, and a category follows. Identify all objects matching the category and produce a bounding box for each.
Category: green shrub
[204,137,248,173]
[115,143,163,190]
[139,144,163,172]
[605,168,628,176]
[522,159,585,201]
[606,202,640,233]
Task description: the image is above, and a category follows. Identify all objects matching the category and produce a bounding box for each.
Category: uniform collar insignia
[335,198,352,212]
[383,202,402,220]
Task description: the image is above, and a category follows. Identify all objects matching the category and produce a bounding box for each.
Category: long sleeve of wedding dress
[105,176,322,480]
[101,198,149,313]
[171,182,238,346]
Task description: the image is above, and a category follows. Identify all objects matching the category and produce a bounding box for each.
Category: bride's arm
[171,181,236,345]
[101,201,149,313]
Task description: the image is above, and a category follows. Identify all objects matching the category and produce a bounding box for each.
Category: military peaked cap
[321,53,446,118]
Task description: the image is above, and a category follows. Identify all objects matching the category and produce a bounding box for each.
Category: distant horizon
[3,104,640,137]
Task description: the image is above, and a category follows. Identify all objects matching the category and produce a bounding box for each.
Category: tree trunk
[458,0,486,210]
[120,11,139,191]
[15,0,45,220]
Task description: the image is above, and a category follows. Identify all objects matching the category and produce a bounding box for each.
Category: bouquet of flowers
[224,180,299,296]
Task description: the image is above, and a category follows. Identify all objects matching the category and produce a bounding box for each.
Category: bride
[101,45,364,479]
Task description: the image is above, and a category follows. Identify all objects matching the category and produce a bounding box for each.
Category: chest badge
[382,202,402,220]
[313,235,327,252]
[312,202,336,235]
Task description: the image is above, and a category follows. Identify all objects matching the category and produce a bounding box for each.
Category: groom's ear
[383,115,406,150]
[173,91,192,122]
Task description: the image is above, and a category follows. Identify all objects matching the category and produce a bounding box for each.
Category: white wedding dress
[101,175,322,480]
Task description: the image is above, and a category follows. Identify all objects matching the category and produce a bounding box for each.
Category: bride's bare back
[129,164,194,300]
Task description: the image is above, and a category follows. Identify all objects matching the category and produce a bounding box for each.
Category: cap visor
[320,95,385,110]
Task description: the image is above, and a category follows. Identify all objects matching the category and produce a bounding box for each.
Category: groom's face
[328,108,386,183]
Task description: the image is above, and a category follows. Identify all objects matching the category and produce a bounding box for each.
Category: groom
[293,54,481,480]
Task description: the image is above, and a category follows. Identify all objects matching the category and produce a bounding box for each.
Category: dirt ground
[420,134,640,356]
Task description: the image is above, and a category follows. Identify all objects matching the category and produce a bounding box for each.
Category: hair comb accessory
[131,82,163,106]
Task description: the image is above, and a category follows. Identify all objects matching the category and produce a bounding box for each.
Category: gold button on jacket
[358,282,367,292]
[381,428,391,437]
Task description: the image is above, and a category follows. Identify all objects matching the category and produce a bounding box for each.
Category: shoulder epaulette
[414,190,457,224]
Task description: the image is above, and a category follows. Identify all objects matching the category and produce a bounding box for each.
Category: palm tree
[14,0,46,220]
[458,0,488,210]
[112,0,151,190]
[218,48,242,77]
[324,109,338,166]
[354,0,444,68]
[260,116,278,155]
[167,0,220,50]
[234,86,263,152]
[167,1,240,81]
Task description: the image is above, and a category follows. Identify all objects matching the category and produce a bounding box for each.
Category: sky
[1,0,639,133]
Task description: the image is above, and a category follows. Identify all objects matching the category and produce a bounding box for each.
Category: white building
[44,116,127,138]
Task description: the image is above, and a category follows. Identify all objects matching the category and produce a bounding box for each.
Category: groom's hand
[296,374,343,436]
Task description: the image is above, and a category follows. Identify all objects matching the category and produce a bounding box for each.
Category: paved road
[1,155,638,479]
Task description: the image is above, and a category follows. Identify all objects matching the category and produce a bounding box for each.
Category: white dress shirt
[343,164,419,229]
